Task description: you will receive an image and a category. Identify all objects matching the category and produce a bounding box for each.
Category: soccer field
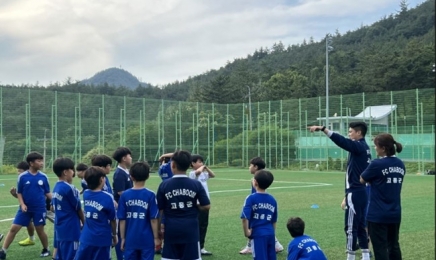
[0,169,434,260]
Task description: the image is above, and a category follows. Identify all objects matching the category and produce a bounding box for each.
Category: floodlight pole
[325,34,333,129]
[246,85,252,130]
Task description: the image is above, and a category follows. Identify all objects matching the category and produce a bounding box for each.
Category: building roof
[317,104,397,121]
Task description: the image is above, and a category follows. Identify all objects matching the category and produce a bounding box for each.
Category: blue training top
[240,193,277,238]
[52,181,82,241]
[117,188,159,250]
[287,234,327,260]
[158,160,174,181]
[329,132,371,193]
[361,156,405,223]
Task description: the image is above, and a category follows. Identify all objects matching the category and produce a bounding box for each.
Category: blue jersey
[156,175,210,244]
[117,188,159,250]
[287,235,327,260]
[17,171,50,212]
[103,176,113,195]
[158,160,173,181]
[80,190,116,247]
[361,156,405,223]
[329,133,371,192]
[81,179,88,191]
[112,166,132,202]
[241,193,277,238]
[52,181,82,241]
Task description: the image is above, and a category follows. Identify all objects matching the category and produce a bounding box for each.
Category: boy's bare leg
[2,224,23,250]
[27,222,35,237]
[34,225,48,249]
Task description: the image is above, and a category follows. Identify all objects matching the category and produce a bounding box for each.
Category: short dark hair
[159,156,170,164]
[171,150,192,172]
[254,170,274,190]
[374,133,403,157]
[130,162,150,182]
[191,154,204,165]
[26,152,43,164]
[84,166,106,190]
[16,161,29,171]
[76,163,88,172]
[287,217,305,238]
[91,155,112,168]
[53,157,75,177]
[112,147,132,163]
[250,157,266,170]
[349,122,368,137]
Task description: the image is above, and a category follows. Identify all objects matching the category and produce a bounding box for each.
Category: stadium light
[433,64,435,73]
[325,34,334,129]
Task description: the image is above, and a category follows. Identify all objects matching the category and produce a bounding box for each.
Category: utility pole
[43,129,47,171]
[246,85,252,130]
[325,34,333,129]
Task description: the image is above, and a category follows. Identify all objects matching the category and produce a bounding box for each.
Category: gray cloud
[0,0,424,86]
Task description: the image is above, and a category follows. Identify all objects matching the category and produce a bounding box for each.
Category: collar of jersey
[172,174,188,178]
[117,165,129,174]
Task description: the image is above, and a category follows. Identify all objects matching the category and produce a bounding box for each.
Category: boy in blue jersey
[75,163,88,195]
[91,155,114,196]
[156,150,211,260]
[286,217,327,260]
[360,133,405,260]
[155,153,175,254]
[189,154,215,256]
[6,161,36,247]
[241,169,278,260]
[112,147,133,260]
[0,152,52,259]
[158,154,174,181]
[240,157,284,255]
[309,122,371,260]
[75,166,117,260]
[52,157,85,260]
[117,161,159,260]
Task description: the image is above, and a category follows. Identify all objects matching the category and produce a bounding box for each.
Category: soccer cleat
[46,211,55,224]
[0,234,3,243]
[18,237,35,246]
[40,248,50,257]
[239,246,252,254]
[0,250,6,260]
[275,241,284,253]
[200,248,212,255]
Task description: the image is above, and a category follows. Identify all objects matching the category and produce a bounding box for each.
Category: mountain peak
[81,67,148,89]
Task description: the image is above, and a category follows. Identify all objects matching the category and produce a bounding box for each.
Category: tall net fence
[0,87,434,172]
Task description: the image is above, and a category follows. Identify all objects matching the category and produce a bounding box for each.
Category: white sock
[2,248,7,253]
[347,251,356,260]
[29,236,35,241]
[247,241,251,247]
[362,249,370,260]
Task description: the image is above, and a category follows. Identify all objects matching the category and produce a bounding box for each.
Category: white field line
[0,218,14,222]
[0,205,18,208]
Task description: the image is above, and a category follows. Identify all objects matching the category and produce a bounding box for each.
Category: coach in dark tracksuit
[309,122,371,260]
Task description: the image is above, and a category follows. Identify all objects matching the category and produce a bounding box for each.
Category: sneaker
[0,250,5,260]
[40,248,50,257]
[154,244,162,254]
[46,211,55,224]
[239,246,252,254]
[0,234,3,243]
[18,237,35,246]
[200,248,212,255]
[275,241,284,253]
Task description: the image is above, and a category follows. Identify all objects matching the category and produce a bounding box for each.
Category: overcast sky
[0,0,424,87]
